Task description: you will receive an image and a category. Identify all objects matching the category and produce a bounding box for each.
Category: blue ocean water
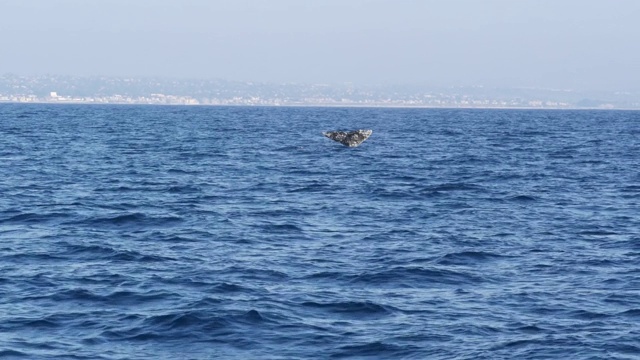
[1,104,639,359]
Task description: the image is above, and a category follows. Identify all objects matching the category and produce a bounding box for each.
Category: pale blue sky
[1,0,638,90]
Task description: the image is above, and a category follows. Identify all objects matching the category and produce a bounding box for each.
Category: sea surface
[1,104,639,359]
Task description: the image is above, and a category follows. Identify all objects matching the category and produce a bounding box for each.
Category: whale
[323,129,372,147]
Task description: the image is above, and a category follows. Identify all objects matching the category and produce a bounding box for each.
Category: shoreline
[0,100,637,111]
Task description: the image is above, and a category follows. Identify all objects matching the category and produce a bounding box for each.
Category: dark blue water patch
[349,266,484,287]
[70,213,184,229]
[421,182,485,192]
[48,289,112,303]
[300,300,394,320]
[166,185,203,194]
[0,350,32,359]
[3,252,66,263]
[60,243,176,262]
[15,111,41,119]
[513,324,547,334]
[566,309,612,321]
[620,185,640,193]
[604,343,640,357]
[508,194,538,202]
[330,341,418,359]
[371,183,485,200]
[437,250,513,266]
[287,181,334,193]
[101,308,272,343]
[68,289,176,306]
[248,207,316,218]
[370,186,433,200]
[2,316,61,330]
[256,223,305,234]
[138,311,231,333]
[147,233,204,243]
[577,229,620,236]
[0,212,74,225]
[361,229,424,241]
[618,309,640,318]
[221,266,289,282]
[299,270,351,282]
[213,282,249,293]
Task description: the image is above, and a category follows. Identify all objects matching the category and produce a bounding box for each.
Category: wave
[301,300,394,319]
[62,243,176,262]
[437,251,511,266]
[166,185,202,194]
[287,182,334,193]
[0,212,73,225]
[373,182,485,200]
[330,341,415,359]
[0,350,28,358]
[507,195,537,202]
[101,309,269,342]
[578,230,619,236]
[618,309,640,318]
[258,223,304,233]
[70,213,184,229]
[349,266,483,287]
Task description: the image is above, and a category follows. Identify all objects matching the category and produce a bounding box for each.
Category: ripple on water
[1,105,639,359]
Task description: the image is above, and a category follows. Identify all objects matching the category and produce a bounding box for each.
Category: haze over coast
[1,74,639,109]
[2,0,639,108]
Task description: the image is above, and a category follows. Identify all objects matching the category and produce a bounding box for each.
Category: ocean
[1,104,639,359]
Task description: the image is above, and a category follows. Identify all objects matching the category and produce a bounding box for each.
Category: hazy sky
[1,0,639,90]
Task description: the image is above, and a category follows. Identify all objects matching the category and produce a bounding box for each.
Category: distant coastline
[2,74,638,110]
[3,99,638,111]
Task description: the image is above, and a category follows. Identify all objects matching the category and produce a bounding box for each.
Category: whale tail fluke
[323,129,372,147]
